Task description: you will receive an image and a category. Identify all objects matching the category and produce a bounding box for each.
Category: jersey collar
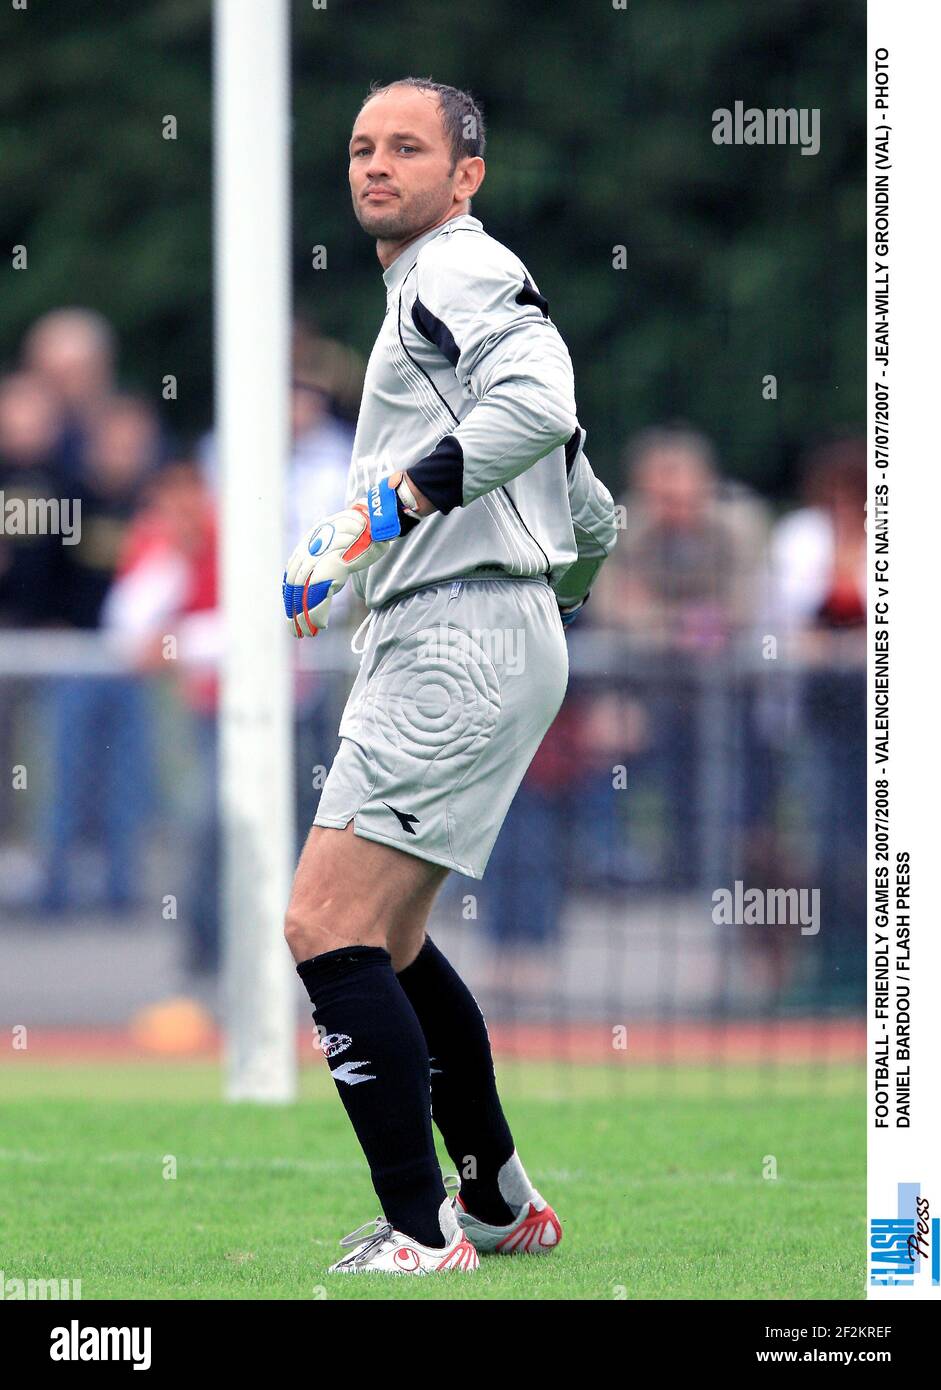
[381,214,483,292]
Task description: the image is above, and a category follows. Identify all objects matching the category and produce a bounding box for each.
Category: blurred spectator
[22,308,117,480]
[58,394,161,625]
[290,324,359,522]
[0,371,67,842]
[770,437,866,1001]
[479,701,583,968]
[197,321,355,565]
[288,368,362,844]
[198,327,359,862]
[595,424,768,645]
[479,684,648,987]
[771,437,867,647]
[103,461,221,971]
[592,424,770,888]
[40,394,160,912]
[288,374,356,547]
[0,371,66,626]
[292,312,366,425]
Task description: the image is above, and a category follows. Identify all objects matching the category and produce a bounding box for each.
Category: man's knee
[283,895,386,963]
[387,873,448,972]
[283,823,447,963]
[283,908,323,962]
[388,923,427,974]
[284,825,367,960]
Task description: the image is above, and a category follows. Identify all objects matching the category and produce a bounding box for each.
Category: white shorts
[314,576,569,878]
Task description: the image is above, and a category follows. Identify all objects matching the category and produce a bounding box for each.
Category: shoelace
[338,1180,463,1264]
[338,1177,464,1265]
[337,1216,394,1264]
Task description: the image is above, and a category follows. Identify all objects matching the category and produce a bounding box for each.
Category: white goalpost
[213,0,297,1101]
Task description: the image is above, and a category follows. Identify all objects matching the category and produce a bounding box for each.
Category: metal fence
[0,624,864,1089]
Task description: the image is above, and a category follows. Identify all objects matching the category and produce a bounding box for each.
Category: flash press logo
[870,1185,937,1288]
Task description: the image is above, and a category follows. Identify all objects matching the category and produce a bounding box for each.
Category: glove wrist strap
[395,476,422,534]
[395,475,420,513]
[366,476,404,541]
[365,474,422,540]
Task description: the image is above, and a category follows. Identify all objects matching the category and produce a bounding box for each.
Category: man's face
[637,448,712,530]
[29,324,111,407]
[349,86,461,242]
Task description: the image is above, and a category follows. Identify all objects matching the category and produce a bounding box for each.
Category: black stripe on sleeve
[398,271,461,428]
[515,275,549,318]
[407,435,465,514]
[564,425,582,474]
[411,295,460,367]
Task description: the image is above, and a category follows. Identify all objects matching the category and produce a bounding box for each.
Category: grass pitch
[0,1059,864,1300]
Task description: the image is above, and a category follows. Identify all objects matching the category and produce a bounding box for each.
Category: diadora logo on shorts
[383,803,420,835]
[321,1033,352,1059]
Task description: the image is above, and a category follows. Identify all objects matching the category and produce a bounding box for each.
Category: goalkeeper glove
[282,475,416,637]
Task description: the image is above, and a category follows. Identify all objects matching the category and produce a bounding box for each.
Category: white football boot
[327,1194,479,1274]
[454,1152,563,1255]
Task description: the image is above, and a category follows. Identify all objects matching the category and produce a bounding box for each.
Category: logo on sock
[331,1059,376,1086]
[321,1032,352,1059]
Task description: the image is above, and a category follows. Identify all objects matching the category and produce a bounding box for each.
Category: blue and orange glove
[282,476,406,637]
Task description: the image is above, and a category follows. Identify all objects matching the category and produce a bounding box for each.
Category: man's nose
[363,149,392,178]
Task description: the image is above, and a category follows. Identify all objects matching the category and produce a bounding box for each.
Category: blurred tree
[0,0,863,493]
[0,0,213,448]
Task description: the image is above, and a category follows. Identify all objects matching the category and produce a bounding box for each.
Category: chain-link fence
[0,622,864,1095]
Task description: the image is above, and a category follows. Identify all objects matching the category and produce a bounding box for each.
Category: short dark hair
[623,423,718,480]
[362,77,486,169]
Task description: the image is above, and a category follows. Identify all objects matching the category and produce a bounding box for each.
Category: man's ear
[456,156,485,201]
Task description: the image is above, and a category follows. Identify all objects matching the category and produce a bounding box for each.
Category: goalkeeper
[283,77,617,1275]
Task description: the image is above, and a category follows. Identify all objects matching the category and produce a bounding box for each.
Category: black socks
[296,945,447,1248]
[397,937,517,1226]
[297,938,519,1238]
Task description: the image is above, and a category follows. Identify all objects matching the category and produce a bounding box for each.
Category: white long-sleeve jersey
[346,212,617,609]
